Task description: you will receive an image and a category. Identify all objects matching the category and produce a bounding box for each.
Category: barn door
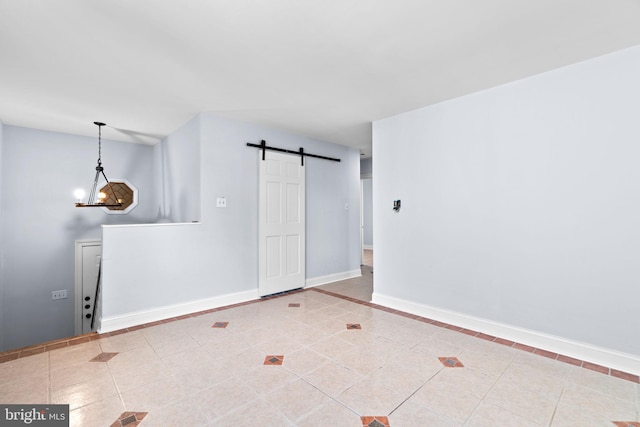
[259,151,305,296]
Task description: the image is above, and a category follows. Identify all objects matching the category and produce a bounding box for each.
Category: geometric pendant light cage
[99,179,138,214]
[74,121,137,213]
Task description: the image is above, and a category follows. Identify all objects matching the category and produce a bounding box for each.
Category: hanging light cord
[97,121,103,167]
[77,122,121,207]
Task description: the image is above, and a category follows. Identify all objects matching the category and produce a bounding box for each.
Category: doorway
[313,174,374,302]
[361,177,373,267]
[74,240,101,335]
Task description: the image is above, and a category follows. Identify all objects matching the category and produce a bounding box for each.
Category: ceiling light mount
[75,121,123,208]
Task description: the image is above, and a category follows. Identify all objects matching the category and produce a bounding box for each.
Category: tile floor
[318,264,373,302]
[1,266,639,426]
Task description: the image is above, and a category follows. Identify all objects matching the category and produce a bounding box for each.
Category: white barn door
[259,151,305,297]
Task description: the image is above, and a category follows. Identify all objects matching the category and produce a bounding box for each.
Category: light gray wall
[0,120,4,352]
[361,158,372,176]
[361,158,374,247]
[362,178,373,247]
[373,45,640,356]
[0,125,158,351]
[154,115,201,223]
[200,112,362,284]
[101,113,362,320]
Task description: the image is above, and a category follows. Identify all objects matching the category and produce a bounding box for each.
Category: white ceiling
[2,1,640,156]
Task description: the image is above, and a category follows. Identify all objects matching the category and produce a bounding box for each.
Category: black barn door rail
[247,140,341,166]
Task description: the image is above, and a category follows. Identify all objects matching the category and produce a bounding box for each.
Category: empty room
[1,1,639,426]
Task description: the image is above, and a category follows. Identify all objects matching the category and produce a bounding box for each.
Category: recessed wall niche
[99,179,138,214]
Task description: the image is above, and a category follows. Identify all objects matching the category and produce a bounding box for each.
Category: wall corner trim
[305,269,362,288]
[99,289,259,333]
[372,292,640,376]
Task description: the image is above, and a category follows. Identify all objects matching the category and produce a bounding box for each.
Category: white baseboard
[363,245,374,251]
[372,292,640,376]
[99,289,259,333]
[306,269,362,288]
[100,270,362,333]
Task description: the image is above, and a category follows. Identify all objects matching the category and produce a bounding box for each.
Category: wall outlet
[52,290,67,300]
[216,197,227,208]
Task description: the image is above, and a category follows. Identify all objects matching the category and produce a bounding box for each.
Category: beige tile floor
[1,265,639,426]
[317,264,373,302]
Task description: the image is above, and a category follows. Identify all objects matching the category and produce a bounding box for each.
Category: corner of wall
[155,114,202,223]
[0,119,4,351]
[360,157,372,177]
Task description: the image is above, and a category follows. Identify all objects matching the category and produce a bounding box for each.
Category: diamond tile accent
[347,323,362,330]
[211,322,229,328]
[121,415,136,425]
[110,411,148,427]
[612,423,640,427]
[264,355,284,365]
[361,416,390,427]
[90,352,119,362]
[438,356,464,368]
[288,303,300,307]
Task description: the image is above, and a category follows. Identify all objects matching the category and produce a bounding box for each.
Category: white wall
[154,115,201,222]
[361,158,373,248]
[360,158,372,176]
[362,178,373,248]
[201,113,362,281]
[0,126,158,351]
[373,46,640,361]
[100,113,361,327]
[0,120,4,352]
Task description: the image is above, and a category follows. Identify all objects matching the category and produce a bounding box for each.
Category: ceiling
[2,1,640,157]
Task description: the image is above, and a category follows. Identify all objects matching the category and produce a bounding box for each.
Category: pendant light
[74,122,122,208]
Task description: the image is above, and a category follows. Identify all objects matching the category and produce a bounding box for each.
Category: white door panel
[75,241,101,335]
[259,151,305,296]
[286,234,301,274]
[266,236,282,279]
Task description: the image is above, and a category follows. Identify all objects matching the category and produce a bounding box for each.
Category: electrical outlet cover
[52,290,68,300]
